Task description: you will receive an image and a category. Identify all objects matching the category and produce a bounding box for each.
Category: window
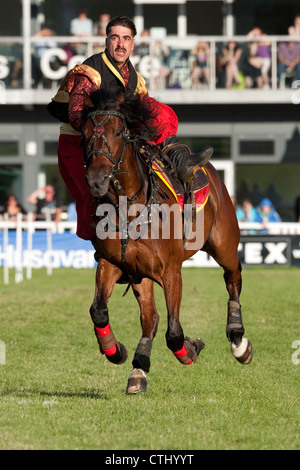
[0,141,19,157]
[44,141,58,157]
[0,165,23,207]
[180,137,231,160]
[239,140,274,156]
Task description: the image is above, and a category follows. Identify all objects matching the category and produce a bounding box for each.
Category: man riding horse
[48,15,213,244]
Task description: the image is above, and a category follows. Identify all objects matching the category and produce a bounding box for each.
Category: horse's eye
[115,129,122,138]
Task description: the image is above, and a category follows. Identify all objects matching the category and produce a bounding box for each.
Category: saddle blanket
[152,159,209,212]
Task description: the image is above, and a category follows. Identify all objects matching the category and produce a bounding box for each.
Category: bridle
[84,109,149,202]
[83,109,161,264]
[84,109,130,171]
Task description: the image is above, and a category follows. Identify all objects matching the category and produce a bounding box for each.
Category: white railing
[0,214,299,284]
[238,222,300,235]
[1,34,300,102]
[0,212,76,284]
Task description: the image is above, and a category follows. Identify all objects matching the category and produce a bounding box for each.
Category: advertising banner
[0,230,96,269]
[0,231,300,269]
[181,235,300,268]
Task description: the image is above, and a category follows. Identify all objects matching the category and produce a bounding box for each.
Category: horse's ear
[83,90,94,108]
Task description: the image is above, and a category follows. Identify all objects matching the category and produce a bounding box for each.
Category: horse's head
[82,91,129,198]
[82,89,160,199]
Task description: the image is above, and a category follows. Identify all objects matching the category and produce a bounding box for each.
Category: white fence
[0,212,77,284]
[0,214,300,284]
[238,222,300,235]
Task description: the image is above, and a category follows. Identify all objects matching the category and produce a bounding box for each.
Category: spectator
[152,38,171,89]
[33,27,56,54]
[247,27,271,88]
[27,185,62,223]
[241,199,260,222]
[32,27,57,89]
[93,12,111,54]
[277,40,300,86]
[240,198,260,234]
[0,194,27,221]
[288,14,300,36]
[191,41,210,89]
[70,8,93,55]
[70,8,93,36]
[256,198,281,228]
[134,29,150,58]
[240,42,263,88]
[219,41,243,89]
[231,196,245,221]
[94,13,111,36]
[134,30,171,90]
[4,43,23,88]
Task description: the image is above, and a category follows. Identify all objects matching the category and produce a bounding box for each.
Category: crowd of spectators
[1,9,300,91]
[232,197,283,234]
[1,191,299,229]
[0,185,64,223]
[0,180,299,227]
[216,17,300,90]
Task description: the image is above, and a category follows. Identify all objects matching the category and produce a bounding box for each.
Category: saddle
[116,159,209,290]
[152,158,209,216]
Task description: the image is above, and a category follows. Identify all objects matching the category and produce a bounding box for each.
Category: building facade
[0,0,299,221]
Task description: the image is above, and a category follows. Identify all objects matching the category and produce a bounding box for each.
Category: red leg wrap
[173,344,193,365]
[94,325,117,356]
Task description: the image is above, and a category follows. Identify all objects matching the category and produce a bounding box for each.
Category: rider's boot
[161,136,213,184]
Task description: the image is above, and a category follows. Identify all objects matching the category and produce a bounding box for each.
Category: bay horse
[82,89,253,394]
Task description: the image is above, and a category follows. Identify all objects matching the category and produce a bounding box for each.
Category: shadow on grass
[0,388,110,400]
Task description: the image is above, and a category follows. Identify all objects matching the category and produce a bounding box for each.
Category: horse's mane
[84,89,161,142]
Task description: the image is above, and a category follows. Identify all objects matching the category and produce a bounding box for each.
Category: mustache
[116,47,126,52]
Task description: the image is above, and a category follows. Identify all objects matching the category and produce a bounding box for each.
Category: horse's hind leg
[90,258,128,365]
[204,225,253,365]
[126,278,160,394]
[223,263,253,364]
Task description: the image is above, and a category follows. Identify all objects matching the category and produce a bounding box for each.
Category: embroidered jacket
[47,50,147,134]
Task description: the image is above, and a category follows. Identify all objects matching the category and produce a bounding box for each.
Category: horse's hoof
[231,337,253,365]
[126,368,147,394]
[106,342,128,365]
[117,342,128,364]
[185,337,205,362]
[192,337,205,356]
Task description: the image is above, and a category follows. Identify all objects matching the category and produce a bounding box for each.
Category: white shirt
[70,18,93,36]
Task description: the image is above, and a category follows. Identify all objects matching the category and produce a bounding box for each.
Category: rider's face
[106,25,135,66]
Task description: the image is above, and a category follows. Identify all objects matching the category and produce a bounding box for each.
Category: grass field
[0,266,299,450]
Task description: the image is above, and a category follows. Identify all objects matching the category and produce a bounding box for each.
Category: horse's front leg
[90,258,128,365]
[126,278,160,394]
[164,266,205,366]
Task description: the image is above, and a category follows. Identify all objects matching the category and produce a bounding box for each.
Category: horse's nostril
[86,172,110,197]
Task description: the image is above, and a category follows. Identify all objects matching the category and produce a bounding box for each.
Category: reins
[84,109,161,264]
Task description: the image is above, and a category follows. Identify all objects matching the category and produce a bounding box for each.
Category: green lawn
[0,267,299,450]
